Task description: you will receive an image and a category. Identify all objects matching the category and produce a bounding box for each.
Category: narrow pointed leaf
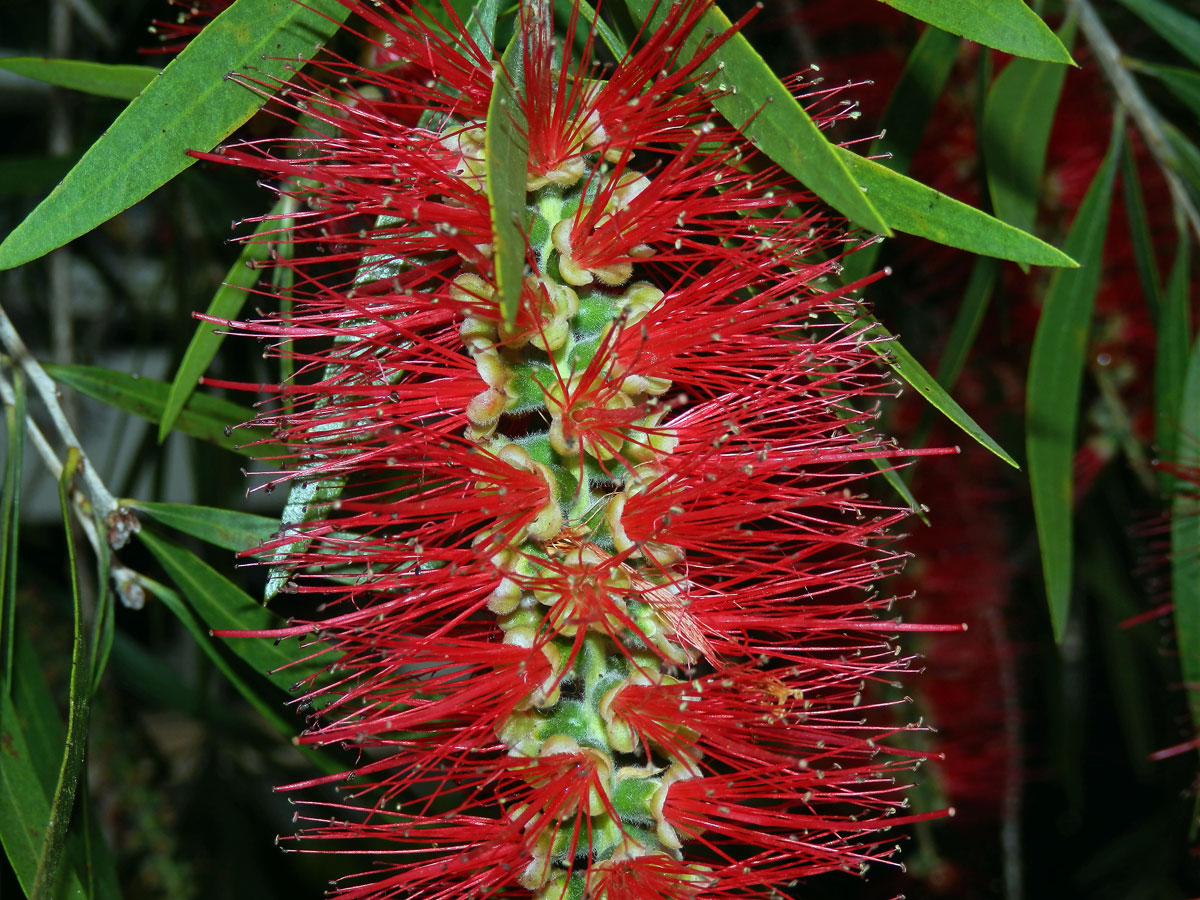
[1163,123,1200,191]
[1156,234,1192,466]
[130,548,339,774]
[1122,141,1163,312]
[935,257,999,391]
[1,370,25,690]
[487,16,531,326]
[836,148,1077,267]
[2,630,122,900]
[1129,59,1200,120]
[0,0,352,271]
[840,306,1017,467]
[30,452,92,900]
[0,689,70,898]
[138,531,326,690]
[1172,332,1200,731]
[1027,120,1122,642]
[1115,0,1200,70]
[982,23,1073,237]
[464,0,502,52]
[125,500,279,552]
[0,58,158,101]
[43,363,275,459]
[159,196,287,441]
[624,0,891,235]
[877,0,1073,63]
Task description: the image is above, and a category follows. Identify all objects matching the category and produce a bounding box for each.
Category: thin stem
[0,304,123,533]
[0,369,101,557]
[0,368,143,607]
[1070,0,1200,244]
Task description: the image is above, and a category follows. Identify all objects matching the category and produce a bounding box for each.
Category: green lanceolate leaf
[1027,116,1122,643]
[1172,331,1200,731]
[125,500,279,552]
[904,257,1002,479]
[465,0,502,52]
[1,369,25,691]
[0,58,157,101]
[876,0,1074,63]
[44,363,273,459]
[624,0,891,236]
[0,0,352,271]
[840,24,959,283]
[1115,0,1200,70]
[1156,233,1192,468]
[30,451,93,900]
[129,556,340,774]
[1122,142,1164,312]
[1163,123,1200,192]
[1129,60,1200,120]
[138,531,326,691]
[836,149,1077,268]
[982,20,1074,239]
[0,689,70,898]
[935,257,999,391]
[0,634,122,900]
[487,11,531,327]
[840,306,1018,468]
[159,195,288,441]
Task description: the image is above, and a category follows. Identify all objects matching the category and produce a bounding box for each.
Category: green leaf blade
[933,257,1000,392]
[137,531,325,691]
[1026,119,1122,642]
[0,0,352,271]
[838,305,1017,468]
[1172,331,1200,732]
[1155,234,1192,467]
[159,196,286,441]
[125,500,279,552]
[841,24,959,284]
[44,363,276,460]
[836,149,1077,267]
[1115,0,1200,70]
[0,58,158,100]
[1,370,26,691]
[1130,59,1200,120]
[30,453,93,900]
[487,15,531,327]
[982,32,1072,237]
[878,0,1074,63]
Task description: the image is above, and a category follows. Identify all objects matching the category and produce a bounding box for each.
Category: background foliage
[0,0,1198,897]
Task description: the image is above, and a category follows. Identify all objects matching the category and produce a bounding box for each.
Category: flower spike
[205,2,955,897]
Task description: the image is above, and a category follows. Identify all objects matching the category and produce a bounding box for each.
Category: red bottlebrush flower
[203,2,952,897]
